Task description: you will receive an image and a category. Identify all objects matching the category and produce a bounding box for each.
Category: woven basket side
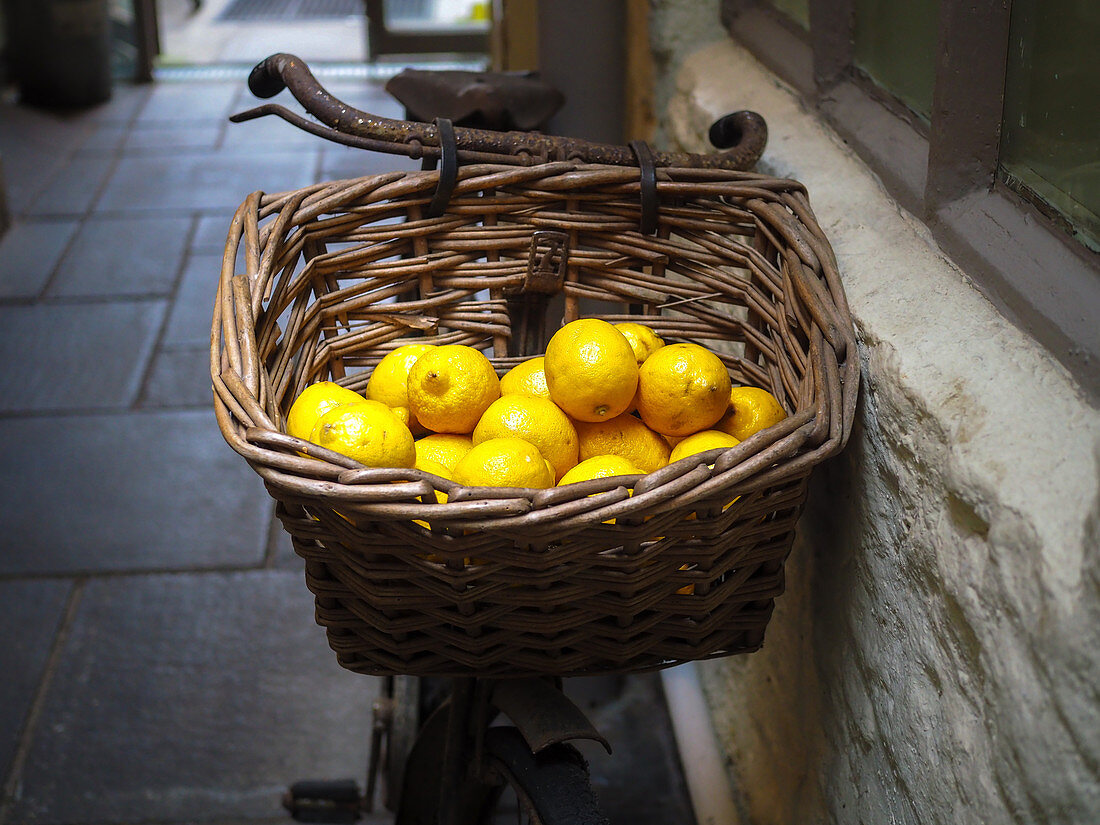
[211,162,858,677]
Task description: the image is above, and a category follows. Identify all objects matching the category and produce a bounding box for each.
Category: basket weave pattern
[212,161,858,677]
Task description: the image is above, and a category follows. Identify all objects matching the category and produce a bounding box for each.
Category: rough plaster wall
[646,0,727,148]
[661,36,1100,825]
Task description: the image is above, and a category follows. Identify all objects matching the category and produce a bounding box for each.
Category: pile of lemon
[285,318,786,493]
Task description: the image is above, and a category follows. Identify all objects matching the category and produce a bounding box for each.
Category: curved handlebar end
[709,110,768,164]
[247,56,289,100]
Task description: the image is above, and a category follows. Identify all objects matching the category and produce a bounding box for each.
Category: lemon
[412,457,452,534]
[635,343,732,437]
[499,357,550,399]
[414,457,452,504]
[544,318,639,422]
[558,454,643,486]
[285,381,366,441]
[669,429,741,464]
[717,386,788,441]
[407,344,501,433]
[451,437,554,489]
[573,412,669,473]
[414,433,474,471]
[473,395,579,481]
[309,400,416,468]
[365,343,436,409]
[614,322,665,365]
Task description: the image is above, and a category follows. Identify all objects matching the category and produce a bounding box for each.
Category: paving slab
[138,344,215,409]
[0,300,165,412]
[0,107,97,215]
[123,120,225,152]
[96,148,318,212]
[0,579,73,784]
[24,154,118,218]
[48,214,192,298]
[7,570,375,825]
[163,251,226,347]
[135,80,243,123]
[0,218,80,299]
[0,410,272,575]
[193,211,239,252]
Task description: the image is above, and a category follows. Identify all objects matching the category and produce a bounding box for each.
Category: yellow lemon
[309,400,416,468]
[544,318,639,422]
[614,322,665,365]
[717,386,788,441]
[573,413,669,473]
[472,395,579,481]
[668,429,741,464]
[558,454,643,487]
[407,344,501,433]
[635,343,732,437]
[499,357,550,399]
[414,433,474,471]
[365,343,436,409]
[285,381,366,441]
[414,457,452,504]
[451,437,554,489]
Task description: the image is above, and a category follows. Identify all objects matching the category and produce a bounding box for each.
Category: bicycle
[212,53,857,825]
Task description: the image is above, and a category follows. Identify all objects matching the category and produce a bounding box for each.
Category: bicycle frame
[392,676,610,825]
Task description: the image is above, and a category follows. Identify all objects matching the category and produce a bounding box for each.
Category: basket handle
[230,53,767,171]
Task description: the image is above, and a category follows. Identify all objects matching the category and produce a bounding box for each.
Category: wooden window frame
[721,0,1100,398]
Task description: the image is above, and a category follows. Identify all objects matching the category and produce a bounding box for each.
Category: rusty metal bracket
[519,230,569,295]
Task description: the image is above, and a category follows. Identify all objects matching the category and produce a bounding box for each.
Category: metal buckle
[520,230,569,295]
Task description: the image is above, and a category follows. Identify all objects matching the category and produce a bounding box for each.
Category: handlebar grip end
[248,57,288,100]
[709,110,768,152]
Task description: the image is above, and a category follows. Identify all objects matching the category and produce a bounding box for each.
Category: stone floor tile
[0,579,73,783]
[0,106,92,213]
[123,120,224,152]
[72,122,129,154]
[48,215,192,298]
[96,148,317,212]
[24,154,117,218]
[192,212,238,252]
[135,80,242,123]
[74,83,153,124]
[0,218,80,299]
[0,300,165,412]
[219,111,331,152]
[7,570,374,824]
[163,252,224,347]
[0,410,272,575]
[138,345,213,408]
[318,141,421,184]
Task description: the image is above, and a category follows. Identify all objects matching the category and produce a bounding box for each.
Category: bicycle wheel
[480,727,610,825]
[396,720,608,825]
[383,675,451,812]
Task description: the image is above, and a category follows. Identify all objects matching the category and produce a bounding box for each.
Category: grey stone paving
[0,11,696,822]
[8,572,374,825]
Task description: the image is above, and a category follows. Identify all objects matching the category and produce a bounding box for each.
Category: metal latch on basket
[518,230,569,295]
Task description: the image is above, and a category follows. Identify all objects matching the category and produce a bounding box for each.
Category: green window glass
[853,0,940,121]
[1000,0,1100,252]
[769,0,809,30]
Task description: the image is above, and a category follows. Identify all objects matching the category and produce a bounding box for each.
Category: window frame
[720,0,1100,399]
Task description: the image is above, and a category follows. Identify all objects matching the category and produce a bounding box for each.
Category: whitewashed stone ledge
[666,38,1100,825]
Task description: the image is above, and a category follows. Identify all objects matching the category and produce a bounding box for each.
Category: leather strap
[427,117,458,217]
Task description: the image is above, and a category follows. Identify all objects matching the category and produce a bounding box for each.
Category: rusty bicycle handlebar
[229,53,768,170]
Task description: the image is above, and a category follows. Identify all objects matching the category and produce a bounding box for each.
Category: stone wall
[654,29,1100,825]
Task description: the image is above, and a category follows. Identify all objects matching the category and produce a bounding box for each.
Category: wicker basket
[212,153,858,678]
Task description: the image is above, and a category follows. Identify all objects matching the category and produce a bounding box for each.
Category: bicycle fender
[491,678,612,755]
